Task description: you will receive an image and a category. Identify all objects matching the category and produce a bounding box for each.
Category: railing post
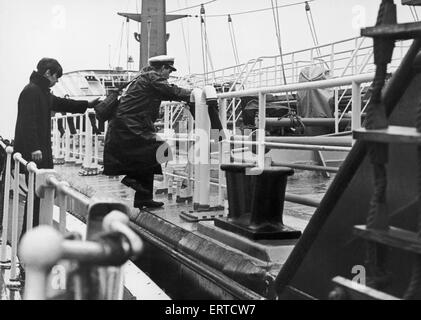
[335,88,339,134]
[257,92,267,170]
[352,81,362,133]
[219,98,228,130]
[26,162,37,233]
[0,146,13,267]
[36,170,58,226]
[57,181,70,234]
[82,111,93,170]
[8,153,22,285]
[330,43,335,77]
[193,88,211,210]
[64,115,71,163]
[76,115,84,165]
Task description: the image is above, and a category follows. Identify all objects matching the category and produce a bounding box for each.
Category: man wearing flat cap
[103,55,192,209]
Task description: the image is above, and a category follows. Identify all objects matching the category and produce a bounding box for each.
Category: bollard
[214,165,302,240]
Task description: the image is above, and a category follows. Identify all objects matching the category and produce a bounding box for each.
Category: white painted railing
[176,37,408,90]
[0,140,144,300]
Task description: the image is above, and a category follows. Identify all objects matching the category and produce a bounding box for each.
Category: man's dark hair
[36,58,63,78]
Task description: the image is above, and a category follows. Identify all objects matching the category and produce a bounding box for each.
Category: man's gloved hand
[88,97,101,109]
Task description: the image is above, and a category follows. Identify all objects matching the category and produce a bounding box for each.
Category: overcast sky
[0,0,418,137]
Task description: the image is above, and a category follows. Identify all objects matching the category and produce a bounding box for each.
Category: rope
[271,0,291,111]
[117,20,125,68]
[364,0,396,290]
[200,11,208,83]
[410,6,419,21]
[179,0,192,74]
[200,5,215,83]
[305,1,322,57]
[403,101,421,300]
[228,15,240,67]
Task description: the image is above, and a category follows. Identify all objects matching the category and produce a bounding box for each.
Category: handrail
[0,138,143,300]
[218,73,375,99]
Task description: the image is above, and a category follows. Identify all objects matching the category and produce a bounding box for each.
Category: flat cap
[148,55,177,71]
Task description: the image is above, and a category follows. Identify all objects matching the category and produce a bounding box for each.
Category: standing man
[14,58,99,229]
[103,55,192,209]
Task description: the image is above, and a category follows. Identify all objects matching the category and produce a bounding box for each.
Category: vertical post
[71,120,77,163]
[83,111,93,172]
[187,106,195,198]
[26,162,37,233]
[94,133,99,167]
[334,88,339,134]
[77,115,84,165]
[219,98,228,130]
[0,146,13,266]
[52,118,59,160]
[257,92,267,169]
[9,153,22,282]
[192,88,211,209]
[38,173,56,226]
[352,81,362,133]
[330,43,335,77]
[57,182,69,234]
[65,115,71,163]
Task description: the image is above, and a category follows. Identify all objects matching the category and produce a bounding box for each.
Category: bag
[94,75,141,122]
[94,90,121,122]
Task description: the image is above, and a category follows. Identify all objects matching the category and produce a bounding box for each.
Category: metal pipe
[352,81,362,132]
[26,162,37,233]
[0,146,13,265]
[218,73,375,99]
[266,117,352,128]
[272,161,339,173]
[285,194,319,208]
[257,93,266,169]
[229,140,351,152]
[265,136,352,147]
[10,153,21,282]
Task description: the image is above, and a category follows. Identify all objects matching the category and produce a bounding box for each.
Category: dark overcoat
[103,67,191,176]
[14,72,89,169]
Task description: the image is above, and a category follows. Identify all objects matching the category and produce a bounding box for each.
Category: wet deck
[55,163,333,236]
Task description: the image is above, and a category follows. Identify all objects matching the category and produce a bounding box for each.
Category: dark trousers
[127,171,155,206]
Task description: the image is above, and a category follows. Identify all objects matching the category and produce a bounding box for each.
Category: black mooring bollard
[215,165,302,240]
[221,164,254,221]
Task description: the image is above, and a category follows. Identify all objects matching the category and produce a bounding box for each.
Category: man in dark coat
[103,55,192,209]
[14,58,99,228]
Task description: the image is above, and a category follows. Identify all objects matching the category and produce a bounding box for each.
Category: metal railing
[175,37,409,90]
[0,139,143,300]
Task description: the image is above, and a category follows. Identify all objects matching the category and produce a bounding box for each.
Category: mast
[118,0,188,71]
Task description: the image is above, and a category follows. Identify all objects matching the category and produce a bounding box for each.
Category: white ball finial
[19,226,63,269]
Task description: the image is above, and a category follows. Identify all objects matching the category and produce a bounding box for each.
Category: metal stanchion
[0,146,13,268]
[8,153,22,287]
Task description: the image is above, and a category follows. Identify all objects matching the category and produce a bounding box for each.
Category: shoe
[121,177,149,193]
[135,200,164,209]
